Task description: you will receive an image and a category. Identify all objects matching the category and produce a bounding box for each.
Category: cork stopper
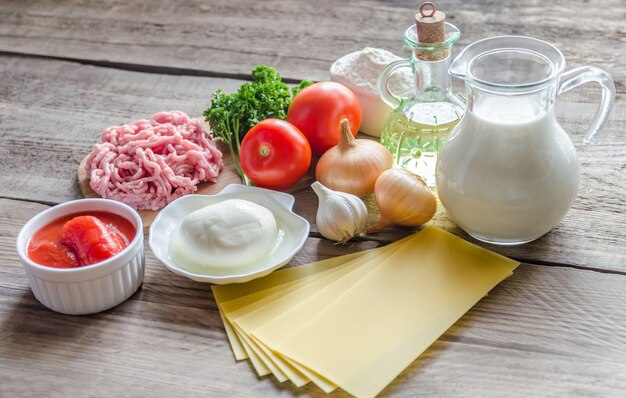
[414,2,449,61]
[415,2,446,43]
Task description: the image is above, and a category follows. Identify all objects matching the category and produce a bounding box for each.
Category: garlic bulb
[368,168,437,233]
[312,181,368,244]
[315,119,393,197]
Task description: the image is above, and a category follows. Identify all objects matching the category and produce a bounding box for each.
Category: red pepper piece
[61,216,128,266]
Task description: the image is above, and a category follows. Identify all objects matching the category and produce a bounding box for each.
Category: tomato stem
[259,145,271,157]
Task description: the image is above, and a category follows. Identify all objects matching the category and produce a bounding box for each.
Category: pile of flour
[330,47,413,94]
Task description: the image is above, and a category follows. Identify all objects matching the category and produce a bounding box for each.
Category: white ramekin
[16,199,145,315]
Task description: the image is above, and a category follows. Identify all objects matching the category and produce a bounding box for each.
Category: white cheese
[170,199,278,271]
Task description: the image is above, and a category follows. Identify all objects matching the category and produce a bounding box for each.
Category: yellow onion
[315,119,393,198]
[368,168,436,233]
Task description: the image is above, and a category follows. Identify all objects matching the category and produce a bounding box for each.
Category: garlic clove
[312,181,368,244]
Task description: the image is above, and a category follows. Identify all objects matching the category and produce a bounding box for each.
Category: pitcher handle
[557,66,615,144]
[377,59,413,108]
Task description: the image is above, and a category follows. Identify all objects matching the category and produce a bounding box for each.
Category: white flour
[330,47,412,94]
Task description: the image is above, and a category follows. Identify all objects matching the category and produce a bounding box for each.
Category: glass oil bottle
[377,3,464,186]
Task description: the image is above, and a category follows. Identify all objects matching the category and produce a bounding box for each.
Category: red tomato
[62,216,128,266]
[27,211,135,268]
[287,81,362,156]
[240,119,311,190]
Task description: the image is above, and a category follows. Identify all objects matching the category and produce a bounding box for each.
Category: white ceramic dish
[16,199,145,315]
[149,184,310,284]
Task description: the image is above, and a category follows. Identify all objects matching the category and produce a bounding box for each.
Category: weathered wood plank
[1,56,624,271]
[1,1,625,396]
[0,0,624,100]
[1,198,626,397]
[296,186,626,272]
[0,56,242,203]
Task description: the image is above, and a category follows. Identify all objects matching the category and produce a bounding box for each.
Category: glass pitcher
[378,23,464,186]
[436,36,615,245]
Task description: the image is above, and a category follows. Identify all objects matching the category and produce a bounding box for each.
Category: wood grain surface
[1,55,624,271]
[1,199,626,397]
[1,0,625,397]
[0,0,623,98]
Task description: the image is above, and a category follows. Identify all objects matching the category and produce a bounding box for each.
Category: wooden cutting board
[77,139,242,233]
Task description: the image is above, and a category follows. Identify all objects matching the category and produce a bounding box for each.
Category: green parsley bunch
[203,65,312,183]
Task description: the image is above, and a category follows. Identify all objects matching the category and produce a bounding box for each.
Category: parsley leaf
[203,65,313,183]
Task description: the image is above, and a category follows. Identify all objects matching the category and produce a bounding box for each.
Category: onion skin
[368,169,437,233]
[315,119,393,198]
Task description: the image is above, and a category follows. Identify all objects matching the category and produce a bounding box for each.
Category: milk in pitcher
[436,96,579,244]
[435,36,614,245]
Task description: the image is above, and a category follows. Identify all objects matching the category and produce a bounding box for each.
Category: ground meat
[86,111,223,210]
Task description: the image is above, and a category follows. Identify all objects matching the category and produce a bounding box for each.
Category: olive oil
[377,17,464,187]
[380,101,462,186]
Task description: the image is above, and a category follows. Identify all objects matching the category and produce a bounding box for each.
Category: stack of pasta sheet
[212,227,519,398]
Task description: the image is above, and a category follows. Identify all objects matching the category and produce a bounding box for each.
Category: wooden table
[1,1,625,396]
